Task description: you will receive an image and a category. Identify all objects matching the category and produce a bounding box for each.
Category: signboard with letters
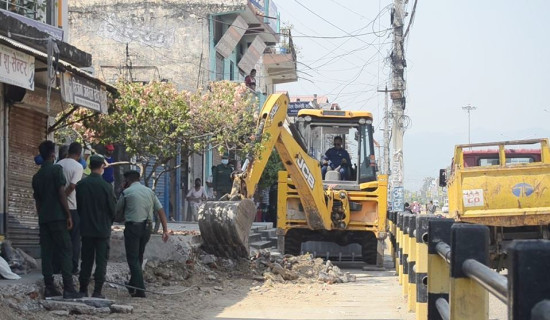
[288,101,312,116]
[61,73,108,114]
[0,44,35,90]
[215,16,248,58]
[463,189,484,207]
[392,186,405,212]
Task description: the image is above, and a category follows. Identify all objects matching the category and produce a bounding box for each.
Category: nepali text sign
[392,186,404,212]
[0,44,35,90]
[288,101,312,116]
[62,73,108,114]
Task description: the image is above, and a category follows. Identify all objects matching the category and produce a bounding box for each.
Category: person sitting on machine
[321,136,351,180]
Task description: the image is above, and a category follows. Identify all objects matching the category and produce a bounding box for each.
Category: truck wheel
[362,233,377,265]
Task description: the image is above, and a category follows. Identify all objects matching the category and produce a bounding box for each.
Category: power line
[294,0,376,46]
[328,0,369,20]
[404,0,419,39]
[293,28,392,39]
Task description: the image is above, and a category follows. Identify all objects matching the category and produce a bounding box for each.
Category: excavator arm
[199,94,336,258]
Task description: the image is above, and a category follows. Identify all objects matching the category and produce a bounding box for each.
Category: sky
[275,0,550,190]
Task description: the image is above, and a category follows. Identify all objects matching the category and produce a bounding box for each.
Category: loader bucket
[198,199,257,258]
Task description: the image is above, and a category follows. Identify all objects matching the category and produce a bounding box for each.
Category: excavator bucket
[198,199,257,258]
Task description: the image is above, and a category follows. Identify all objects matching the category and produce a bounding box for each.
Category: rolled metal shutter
[7,107,47,258]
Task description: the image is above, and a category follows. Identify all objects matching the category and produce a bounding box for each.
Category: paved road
[215,267,415,320]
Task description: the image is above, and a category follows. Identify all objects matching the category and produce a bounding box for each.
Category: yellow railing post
[402,214,410,297]
[414,215,431,320]
[407,215,417,312]
[397,212,404,284]
[427,218,453,320]
[449,224,489,320]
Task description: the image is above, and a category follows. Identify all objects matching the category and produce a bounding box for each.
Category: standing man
[76,155,116,298]
[212,154,234,200]
[32,140,83,299]
[117,170,169,298]
[186,178,208,222]
[102,144,115,186]
[56,142,84,275]
[427,200,437,214]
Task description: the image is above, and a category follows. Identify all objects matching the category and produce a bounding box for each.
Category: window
[478,158,499,166]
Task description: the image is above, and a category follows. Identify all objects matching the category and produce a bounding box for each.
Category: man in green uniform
[76,155,116,298]
[117,170,169,298]
[212,154,234,199]
[32,140,83,299]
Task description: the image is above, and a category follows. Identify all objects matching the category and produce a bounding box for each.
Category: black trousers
[79,236,110,286]
[52,210,80,273]
[40,221,72,283]
[124,221,151,292]
[69,210,81,272]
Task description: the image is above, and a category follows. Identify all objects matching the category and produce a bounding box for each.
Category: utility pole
[389,0,407,211]
[377,86,393,175]
[462,104,476,144]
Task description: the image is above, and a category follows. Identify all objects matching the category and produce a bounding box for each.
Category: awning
[0,35,116,114]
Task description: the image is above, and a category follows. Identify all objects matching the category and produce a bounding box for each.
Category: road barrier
[388,212,550,320]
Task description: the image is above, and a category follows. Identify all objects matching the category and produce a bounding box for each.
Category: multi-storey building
[0,0,115,256]
[68,0,297,220]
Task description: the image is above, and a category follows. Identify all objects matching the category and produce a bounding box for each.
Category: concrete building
[0,1,115,256]
[68,0,297,220]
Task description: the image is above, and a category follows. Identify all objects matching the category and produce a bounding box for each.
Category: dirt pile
[250,250,357,284]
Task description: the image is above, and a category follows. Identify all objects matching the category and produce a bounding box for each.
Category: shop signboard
[0,43,35,90]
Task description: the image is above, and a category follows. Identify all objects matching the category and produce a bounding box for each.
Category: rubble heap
[250,251,356,284]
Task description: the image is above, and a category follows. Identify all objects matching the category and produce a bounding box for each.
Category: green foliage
[258,150,284,189]
[187,81,258,156]
[55,80,258,187]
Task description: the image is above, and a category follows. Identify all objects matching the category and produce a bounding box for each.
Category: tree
[56,80,258,190]
[258,150,284,189]
[186,81,258,156]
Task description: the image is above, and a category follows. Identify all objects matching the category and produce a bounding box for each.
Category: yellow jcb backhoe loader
[199,93,388,265]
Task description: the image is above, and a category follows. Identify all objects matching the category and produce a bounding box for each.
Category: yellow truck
[439,138,550,268]
[199,93,388,265]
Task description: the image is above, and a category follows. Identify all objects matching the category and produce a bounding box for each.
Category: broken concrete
[47,297,114,308]
[110,304,133,314]
[251,251,357,284]
[41,300,111,315]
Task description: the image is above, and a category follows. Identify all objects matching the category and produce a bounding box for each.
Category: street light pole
[462,104,477,144]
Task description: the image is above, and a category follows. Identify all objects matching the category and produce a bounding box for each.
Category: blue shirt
[102,156,114,183]
[325,147,351,168]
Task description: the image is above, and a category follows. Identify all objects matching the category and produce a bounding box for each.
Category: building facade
[0,1,114,256]
[68,0,297,220]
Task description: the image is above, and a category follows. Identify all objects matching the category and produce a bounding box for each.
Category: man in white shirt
[57,142,84,274]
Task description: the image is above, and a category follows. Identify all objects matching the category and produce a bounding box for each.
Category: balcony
[263,28,297,84]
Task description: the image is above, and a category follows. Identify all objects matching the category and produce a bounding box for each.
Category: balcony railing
[1,0,42,21]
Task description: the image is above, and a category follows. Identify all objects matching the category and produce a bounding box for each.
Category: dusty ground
[0,230,508,320]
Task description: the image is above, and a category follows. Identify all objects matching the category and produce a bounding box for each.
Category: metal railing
[387,211,550,320]
[1,0,40,20]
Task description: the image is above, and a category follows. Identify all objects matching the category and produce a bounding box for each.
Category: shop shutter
[7,107,47,258]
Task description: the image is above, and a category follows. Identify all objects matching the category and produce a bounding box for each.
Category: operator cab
[295,109,377,186]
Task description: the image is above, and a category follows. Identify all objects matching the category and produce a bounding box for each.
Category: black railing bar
[436,241,452,264]
[436,297,450,320]
[462,259,507,303]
